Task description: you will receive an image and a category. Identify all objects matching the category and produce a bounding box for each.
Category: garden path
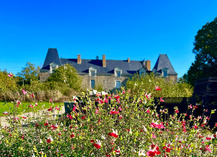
[0,106,65,127]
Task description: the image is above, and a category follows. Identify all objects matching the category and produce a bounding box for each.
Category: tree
[17,62,40,85]
[47,64,81,91]
[185,18,217,85]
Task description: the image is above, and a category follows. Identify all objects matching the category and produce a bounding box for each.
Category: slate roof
[60,59,143,75]
[40,49,177,76]
[41,48,62,70]
[152,54,177,75]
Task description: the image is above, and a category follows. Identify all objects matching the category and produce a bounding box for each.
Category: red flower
[70,132,75,138]
[47,136,53,143]
[44,121,49,126]
[108,129,118,138]
[58,132,61,136]
[93,139,101,149]
[155,86,161,91]
[146,109,150,113]
[48,106,52,111]
[31,94,34,98]
[175,109,179,113]
[90,139,95,143]
[110,109,119,115]
[55,106,60,110]
[82,116,85,120]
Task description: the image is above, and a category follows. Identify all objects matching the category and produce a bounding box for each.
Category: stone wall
[80,75,129,91]
[166,75,177,83]
[39,72,50,82]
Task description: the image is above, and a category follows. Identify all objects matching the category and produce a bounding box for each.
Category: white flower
[101,134,106,140]
[138,149,146,156]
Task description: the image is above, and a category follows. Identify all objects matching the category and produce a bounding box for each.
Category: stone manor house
[40,48,177,91]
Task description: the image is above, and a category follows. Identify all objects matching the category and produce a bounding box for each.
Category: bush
[0,88,216,156]
[126,73,193,97]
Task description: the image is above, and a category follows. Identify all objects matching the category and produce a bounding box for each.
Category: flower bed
[0,89,217,156]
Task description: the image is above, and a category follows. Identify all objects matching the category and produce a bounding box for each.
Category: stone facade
[80,74,129,91]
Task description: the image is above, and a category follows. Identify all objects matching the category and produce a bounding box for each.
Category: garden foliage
[0,88,216,156]
[127,73,193,97]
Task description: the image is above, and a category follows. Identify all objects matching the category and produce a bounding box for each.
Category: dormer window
[89,67,97,77]
[162,68,168,77]
[114,68,122,77]
[49,62,58,74]
[139,68,146,76]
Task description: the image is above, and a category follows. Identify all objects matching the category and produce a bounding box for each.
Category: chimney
[77,55,81,64]
[102,55,106,67]
[145,60,151,71]
[127,58,130,63]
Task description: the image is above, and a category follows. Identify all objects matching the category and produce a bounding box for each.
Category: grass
[0,101,64,117]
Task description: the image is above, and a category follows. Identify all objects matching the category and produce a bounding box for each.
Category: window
[89,67,97,77]
[114,68,122,77]
[139,68,146,76]
[91,70,96,77]
[116,81,121,88]
[91,80,95,89]
[162,68,168,77]
[116,71,121,77]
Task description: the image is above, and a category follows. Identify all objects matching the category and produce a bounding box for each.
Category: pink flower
[49,99,52,103]
[194,125,198,129]
[8,72,14,77]
[104,98,108,103]
[22,116,26,119]
[155,86,161,91]
[160,97,164,102]
[146,108,150,113]
[115,95,120,99]
[152,133,156,138]
[150,121,165,129]
[205,145,211,152]
[108,129,118,138]
[67,114,73,119]
[145,93,151,99]
[95,108,99,114]
[30,94,34,98]
[29,104,33,108]
[35,103,38,106]
[55,106,60,110]
[119,115,123,119]
[73,106,77,112]
[3,111,8,115]
[22,89,27,95]
[93,139,101,149]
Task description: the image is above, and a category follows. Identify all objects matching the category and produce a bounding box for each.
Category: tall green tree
[17,62,40,85]
[48,64,81,91]
[185,18,217,85]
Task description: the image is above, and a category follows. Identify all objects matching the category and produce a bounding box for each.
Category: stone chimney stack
[145,60,151,71]
[127,58,130,63]
[77,55,81,64]
[102,55,106,67]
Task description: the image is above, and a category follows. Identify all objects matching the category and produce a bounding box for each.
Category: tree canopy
[184,18,217,85]
[48,64,81,91]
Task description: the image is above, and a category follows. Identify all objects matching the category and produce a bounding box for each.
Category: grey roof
[152,54,177,75]
[41,48,62,70]
[60,59,143,75]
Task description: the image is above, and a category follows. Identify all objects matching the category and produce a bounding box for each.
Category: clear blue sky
[0,0,217,78]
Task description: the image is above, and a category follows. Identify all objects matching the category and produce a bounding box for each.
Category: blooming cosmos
[93,139,101,149]
[108,129,118,138]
